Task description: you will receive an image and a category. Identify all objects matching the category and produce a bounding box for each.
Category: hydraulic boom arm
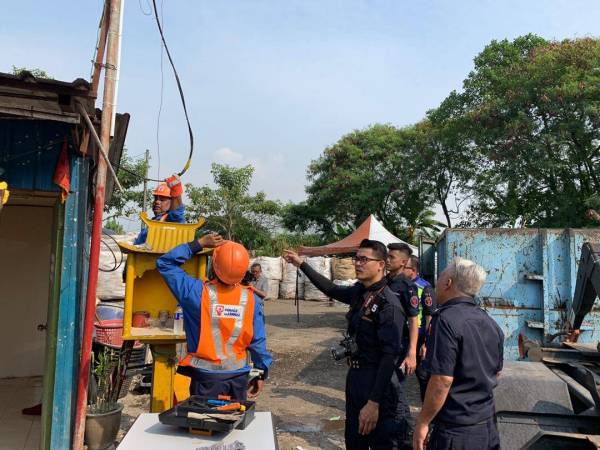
[569,242,600,331]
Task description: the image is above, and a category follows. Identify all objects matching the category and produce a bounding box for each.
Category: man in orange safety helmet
[157,233,272,399]
[134,174,185,245]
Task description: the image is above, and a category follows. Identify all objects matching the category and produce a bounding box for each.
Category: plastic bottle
[173,306,184,334]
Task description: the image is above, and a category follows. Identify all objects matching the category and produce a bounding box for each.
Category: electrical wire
[90,2,107,80]
[138,0,152,16]
[99,235,124,272]
[114,164,146,181]
[147,0,194,182]
[92,230,126,273]
[1,140,66,164]
[155,0,164,181]
[128,151,149,160]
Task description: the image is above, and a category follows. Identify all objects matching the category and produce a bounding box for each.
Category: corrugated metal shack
[436,228,600,360]
[0,71,125,449]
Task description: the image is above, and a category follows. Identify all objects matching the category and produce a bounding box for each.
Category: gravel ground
[118,299,422,449]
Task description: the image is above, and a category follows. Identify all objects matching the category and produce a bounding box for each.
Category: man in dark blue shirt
[385,243,419,444]
[285,240,406,450]
[414,257,504,450]
[402,255,436,401]
[134,179,186,245]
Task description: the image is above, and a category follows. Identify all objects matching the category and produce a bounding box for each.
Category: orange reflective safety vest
[179,282,255,372]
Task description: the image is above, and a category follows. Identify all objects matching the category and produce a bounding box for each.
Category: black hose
[147,0,194,181]
[99,231,125,272]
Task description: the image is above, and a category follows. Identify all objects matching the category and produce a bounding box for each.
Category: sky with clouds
[2,0,600,216]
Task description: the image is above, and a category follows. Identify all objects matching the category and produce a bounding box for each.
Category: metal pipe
[75,100,123,192]
[73,1,123,448]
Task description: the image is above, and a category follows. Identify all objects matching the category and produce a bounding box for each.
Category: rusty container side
[437,228,600,360]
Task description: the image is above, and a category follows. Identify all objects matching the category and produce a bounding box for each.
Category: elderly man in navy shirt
[414,257,504,450]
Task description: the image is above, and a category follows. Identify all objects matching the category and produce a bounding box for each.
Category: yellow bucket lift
[0,181,9,213]
[118,212,208,412]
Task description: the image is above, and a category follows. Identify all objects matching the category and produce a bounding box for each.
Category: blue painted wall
[50,154,90,450]
[437,228,600,360]
[1,118,92,449]
[0,120,73,191]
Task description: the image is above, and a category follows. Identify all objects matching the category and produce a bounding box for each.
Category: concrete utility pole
[74,1,124,448]
[142,148,150,230]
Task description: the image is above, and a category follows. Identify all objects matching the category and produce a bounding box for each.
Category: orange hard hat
[152,183,172,197]
[212,241,250,285]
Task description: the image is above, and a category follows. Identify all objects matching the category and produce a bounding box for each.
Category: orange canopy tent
[298,214,417,256]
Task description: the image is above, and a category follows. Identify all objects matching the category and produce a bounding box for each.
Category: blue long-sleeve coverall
[134,205,186,245]
[156,242,272,398]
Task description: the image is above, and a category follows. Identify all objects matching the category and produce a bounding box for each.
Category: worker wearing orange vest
[157,234,272,399]
[134,175,185,245]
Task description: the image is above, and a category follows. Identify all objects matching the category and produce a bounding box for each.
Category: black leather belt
[435,416,494,428]
[348,358,377,369]
[348,358,361,369]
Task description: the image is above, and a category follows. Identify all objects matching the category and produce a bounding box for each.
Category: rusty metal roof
[0,71,95,123]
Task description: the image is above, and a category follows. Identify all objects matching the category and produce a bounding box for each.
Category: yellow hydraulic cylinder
[149,343,177,412]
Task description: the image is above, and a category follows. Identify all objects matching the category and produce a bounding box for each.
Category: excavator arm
[569,242,600,332]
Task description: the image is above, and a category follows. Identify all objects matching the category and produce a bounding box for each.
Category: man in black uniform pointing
[284,239,406,450]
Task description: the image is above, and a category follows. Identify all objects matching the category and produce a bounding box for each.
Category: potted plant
[84,346,126,450]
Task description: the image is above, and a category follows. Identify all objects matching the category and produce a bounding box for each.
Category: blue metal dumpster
[437,229,600,360]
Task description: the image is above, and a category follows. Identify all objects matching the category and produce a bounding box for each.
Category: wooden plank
[50,156,85,450]
[41,200,63,450]
[0,74,93,99]
[104,112,129,206]
[0,106,80,123]
[0,91,59,108]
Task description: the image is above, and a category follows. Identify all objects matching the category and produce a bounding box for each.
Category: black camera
[331,333,358,361]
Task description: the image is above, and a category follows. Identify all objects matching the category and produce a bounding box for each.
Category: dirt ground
[118,299,422,449]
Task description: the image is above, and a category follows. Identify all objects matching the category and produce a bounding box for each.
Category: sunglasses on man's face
[352,256,383,265]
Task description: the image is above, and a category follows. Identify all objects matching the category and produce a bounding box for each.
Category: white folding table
[118,412,277,450]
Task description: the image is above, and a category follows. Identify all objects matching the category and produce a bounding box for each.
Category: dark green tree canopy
[284,35,600,237]
[185,163,282,250]
[104,149,149,221]
[283,124,443,243]
[450,35,600,227]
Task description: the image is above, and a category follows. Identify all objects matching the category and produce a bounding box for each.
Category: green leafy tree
[405,209,445,243]
[283,124,435,243]
[252,232,324,257]
[185,163,282,250]
[104,218,125,234]
[448,35,600,227]
[417,96,476,228]
[104,149,149,222]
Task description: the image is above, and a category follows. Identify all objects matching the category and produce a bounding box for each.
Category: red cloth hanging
[53,138,70,203]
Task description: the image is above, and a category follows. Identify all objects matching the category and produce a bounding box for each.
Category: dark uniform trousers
[187,371,248,400]
[345,368,405,450]
[415,333,429,402]
[427,417,500,450]
[394,369,411,444]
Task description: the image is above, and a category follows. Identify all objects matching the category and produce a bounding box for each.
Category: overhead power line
[145,0,194,183]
